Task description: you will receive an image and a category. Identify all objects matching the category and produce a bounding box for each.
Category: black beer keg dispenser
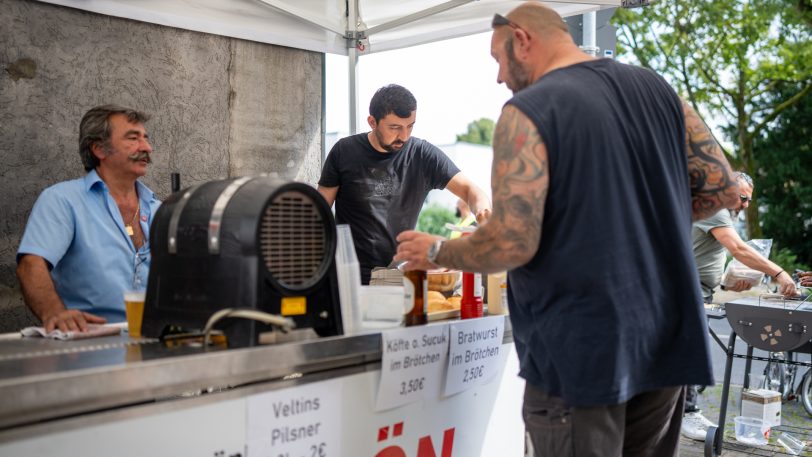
[142,176,343,347]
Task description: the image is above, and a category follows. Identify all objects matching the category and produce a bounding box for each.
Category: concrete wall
[0,0,324,331]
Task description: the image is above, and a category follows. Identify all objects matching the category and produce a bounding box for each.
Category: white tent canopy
[39,0,621,131]
[37,0,619,54]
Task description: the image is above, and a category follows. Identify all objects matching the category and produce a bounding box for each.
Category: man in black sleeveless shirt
[395,3,739,456]
[318,85,491,284]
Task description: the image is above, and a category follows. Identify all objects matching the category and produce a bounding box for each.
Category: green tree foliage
[771,247,811,275]
[456,118,495,145]
[754,83,812,266]
[613,1,812,237]
[417,204,455,238]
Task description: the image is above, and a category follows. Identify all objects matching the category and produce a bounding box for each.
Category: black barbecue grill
[705,295,812,456]
[725,297,812,353]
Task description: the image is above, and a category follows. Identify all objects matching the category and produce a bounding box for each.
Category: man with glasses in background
[16,105,160,333]
[683,171,797,440]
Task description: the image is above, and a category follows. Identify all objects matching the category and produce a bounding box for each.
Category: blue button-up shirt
[17,170,161,322]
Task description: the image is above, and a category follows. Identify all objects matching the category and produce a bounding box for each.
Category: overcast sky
[325,31,513,146]
[325,28,736,154]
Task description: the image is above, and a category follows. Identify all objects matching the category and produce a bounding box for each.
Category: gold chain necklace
[125,201,140,237]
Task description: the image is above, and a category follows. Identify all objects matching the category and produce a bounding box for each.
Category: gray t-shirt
[692,209,734,299]
[318,133,459,283]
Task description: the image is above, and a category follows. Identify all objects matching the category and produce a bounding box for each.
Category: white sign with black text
[246,378,341,457]
[376,324,450,411]
[444,316,505,396]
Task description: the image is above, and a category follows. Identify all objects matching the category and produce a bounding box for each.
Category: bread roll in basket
[427,270,460,292]
[427,291,462,313]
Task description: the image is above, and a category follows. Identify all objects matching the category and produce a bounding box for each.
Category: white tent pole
[348,48,359,135]
[581,11,599,57]
[348,0,360,135]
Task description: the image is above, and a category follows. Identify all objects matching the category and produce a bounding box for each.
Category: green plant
[770,247,811,275]
[416,204,455,238]
[456,118,495,145]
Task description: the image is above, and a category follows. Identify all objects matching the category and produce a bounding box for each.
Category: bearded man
[318,84,490,284]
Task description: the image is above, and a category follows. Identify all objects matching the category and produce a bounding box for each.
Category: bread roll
[427,290,453,313]
[427,271,458,292]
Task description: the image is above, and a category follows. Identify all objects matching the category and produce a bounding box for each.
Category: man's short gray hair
[735,171,754,188]
[79,105,150,171]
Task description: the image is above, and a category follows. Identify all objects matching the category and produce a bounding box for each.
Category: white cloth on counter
[20,324,121,340]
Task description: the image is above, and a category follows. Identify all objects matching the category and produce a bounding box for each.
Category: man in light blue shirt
[17,105,160,332]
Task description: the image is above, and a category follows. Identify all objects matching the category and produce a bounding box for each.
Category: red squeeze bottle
[459,233,483,319]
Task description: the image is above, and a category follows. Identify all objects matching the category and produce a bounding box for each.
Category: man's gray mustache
[129,151,152,163]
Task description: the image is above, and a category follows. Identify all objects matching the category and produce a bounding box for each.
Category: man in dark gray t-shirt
[318,84,491,283]
[683,171,796,441]
[692,172,796,303]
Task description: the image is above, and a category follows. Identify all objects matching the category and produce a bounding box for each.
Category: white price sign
[376,324,449,411]
[444,316,505,396]
[246,379,341,457]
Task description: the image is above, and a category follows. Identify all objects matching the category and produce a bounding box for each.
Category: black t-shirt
[319,133,459,283]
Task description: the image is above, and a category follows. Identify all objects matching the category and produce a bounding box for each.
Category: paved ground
[679,289,812,456]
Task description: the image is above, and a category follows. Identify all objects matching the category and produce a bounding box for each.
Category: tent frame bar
[255,0,344,35]
[366,0,476,36]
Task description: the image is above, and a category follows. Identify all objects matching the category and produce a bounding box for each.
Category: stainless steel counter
[0,317,512,435]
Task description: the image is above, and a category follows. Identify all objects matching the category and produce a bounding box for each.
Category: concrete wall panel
[228,42,323,181]
[0,0,324,331]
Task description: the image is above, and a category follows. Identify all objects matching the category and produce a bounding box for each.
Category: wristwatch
[427,239,445,264]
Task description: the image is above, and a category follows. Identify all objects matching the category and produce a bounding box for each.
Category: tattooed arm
[683,101,738,220]
[395,105,547,273]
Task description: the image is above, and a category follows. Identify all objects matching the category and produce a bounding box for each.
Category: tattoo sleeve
[436,105,547,272]
[683,101,737,220]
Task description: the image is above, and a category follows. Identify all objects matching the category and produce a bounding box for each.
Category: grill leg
[743,344,754,390]
[711,331,738,456]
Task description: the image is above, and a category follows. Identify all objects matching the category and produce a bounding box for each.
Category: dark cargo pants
[523,383,684,457]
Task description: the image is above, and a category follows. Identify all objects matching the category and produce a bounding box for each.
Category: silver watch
[427,239,445,264]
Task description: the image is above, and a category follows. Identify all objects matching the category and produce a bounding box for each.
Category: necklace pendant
[126,225,134,236]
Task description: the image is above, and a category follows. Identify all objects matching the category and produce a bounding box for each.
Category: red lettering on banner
[375,446,407,457]
[416,428,455,457]
[374,422,455,457]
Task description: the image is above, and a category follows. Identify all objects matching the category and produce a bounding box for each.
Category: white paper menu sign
[246,379,341,457]
[444,316,505,396]
[376,324,449,411]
